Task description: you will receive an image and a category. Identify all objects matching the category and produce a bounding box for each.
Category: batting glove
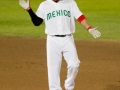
[19,0,30,10]
[88,27,101,38]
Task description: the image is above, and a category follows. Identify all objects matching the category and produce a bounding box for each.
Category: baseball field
[0,0,120,90]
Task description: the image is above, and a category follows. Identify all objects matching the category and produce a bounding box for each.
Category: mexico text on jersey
[47,10,71,20]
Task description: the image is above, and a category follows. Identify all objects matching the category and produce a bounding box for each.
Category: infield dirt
[0,37,120,90]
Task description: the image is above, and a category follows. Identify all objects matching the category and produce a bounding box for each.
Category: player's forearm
[27,8,43,26]
[77,15,91,30]
[80,19,91,30]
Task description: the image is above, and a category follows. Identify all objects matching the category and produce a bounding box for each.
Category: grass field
[0,0,120,40]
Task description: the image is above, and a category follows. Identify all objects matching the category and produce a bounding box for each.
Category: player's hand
[19,0,30,10]
[88,27,101,38]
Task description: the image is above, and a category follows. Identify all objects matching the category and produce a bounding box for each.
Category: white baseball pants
[46,35,80,90]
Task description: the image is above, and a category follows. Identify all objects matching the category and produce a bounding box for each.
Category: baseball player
[19,0,101,90]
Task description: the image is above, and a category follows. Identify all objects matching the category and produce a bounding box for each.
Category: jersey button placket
[56,5,61,34]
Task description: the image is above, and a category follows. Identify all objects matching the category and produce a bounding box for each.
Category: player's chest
[44,3,71,10]
[43,4,71,20]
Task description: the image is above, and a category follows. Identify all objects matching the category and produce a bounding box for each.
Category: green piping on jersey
[47,10,71,20]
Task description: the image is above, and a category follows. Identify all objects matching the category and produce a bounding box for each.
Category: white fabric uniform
[36,0,82,90]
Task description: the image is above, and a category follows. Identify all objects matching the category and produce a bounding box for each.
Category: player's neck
[53,0,59,3]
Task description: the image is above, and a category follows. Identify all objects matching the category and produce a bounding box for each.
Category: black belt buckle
[55,35,66,37]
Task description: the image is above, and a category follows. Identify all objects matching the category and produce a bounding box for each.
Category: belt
[54,34,71,37]
[55,35,66,37]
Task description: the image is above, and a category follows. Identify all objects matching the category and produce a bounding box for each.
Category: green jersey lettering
[56,10,61,16]
[52,11,56,17]
[46,10,71,20]
[68,11,71,17]
[63,10,68,16]
[47,13,52,20]
[61,10,63,16]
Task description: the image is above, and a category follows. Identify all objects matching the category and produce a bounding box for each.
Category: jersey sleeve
[36,3,44,19]
[71,1,83,19]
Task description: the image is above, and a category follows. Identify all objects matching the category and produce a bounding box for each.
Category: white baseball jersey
[36,0,83,35]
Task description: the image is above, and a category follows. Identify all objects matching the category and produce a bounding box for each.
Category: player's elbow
[32,18,43,26]
[33,21,42,26]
